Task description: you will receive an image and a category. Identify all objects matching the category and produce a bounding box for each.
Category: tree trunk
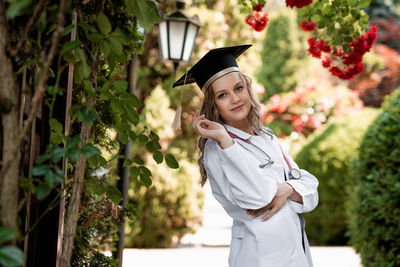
[59,114,91,267]
[0,0,21,238]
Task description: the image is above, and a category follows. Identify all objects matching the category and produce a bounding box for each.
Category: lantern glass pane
[159,21,168,61]
[169,21,186,60]
[182,23,198,62]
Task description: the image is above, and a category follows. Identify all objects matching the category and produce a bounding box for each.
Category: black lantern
[158,0,201,75]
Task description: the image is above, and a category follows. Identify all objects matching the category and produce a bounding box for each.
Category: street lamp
[157,0,201,76]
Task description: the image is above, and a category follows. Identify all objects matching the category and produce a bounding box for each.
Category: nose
[230,92,241,103]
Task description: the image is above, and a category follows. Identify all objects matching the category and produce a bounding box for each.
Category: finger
[251,207,269,218]
[261,207,277,221]
[246,209,254,215]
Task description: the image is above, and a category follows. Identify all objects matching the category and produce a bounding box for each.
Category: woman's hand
[246,183,294,221]
[192,110,233,149]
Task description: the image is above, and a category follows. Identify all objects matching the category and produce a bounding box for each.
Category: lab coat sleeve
[203,139,278,210]
[283,150,319,213]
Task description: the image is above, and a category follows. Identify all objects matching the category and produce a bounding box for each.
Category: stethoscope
[226,129,302,181]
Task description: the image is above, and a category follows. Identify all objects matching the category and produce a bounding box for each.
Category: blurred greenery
[256,7,311,100]
[295,108,379,245]
[125,87,204,247]
[348,88,400,266]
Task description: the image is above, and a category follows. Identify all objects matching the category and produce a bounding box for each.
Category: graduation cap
[171,44,252,131]
[173,44,252,91]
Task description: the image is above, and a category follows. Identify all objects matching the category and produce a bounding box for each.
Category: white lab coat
[203,124,319,267]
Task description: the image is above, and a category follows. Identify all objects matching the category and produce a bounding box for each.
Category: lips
[231,104,244,111]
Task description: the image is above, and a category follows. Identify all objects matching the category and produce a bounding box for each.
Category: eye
[235,86,243,91]
[217,93,226,99]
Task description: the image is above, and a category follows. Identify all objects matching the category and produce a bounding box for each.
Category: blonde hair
[197,72,263,186]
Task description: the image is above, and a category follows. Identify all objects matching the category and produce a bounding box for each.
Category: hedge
[294,107,379,245]
[348,89,400,267]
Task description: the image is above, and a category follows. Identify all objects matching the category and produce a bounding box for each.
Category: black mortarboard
[173,44,252,91]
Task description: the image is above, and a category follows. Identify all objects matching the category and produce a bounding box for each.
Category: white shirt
[203,124,319,267]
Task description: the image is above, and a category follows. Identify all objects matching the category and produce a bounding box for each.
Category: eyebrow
[214,81,243,95]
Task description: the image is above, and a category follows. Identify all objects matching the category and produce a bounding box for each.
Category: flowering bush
[297,0,378,80]
[262,82,364,136]
[238,0,377,80]
[305,26,378,80]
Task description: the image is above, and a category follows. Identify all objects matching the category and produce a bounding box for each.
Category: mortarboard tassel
[172,104,182,131]
[172,71,188,131]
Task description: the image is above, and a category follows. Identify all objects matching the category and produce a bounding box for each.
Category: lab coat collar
[224,124,253,141]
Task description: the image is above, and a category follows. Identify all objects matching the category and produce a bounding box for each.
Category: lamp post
[157,0,201,77]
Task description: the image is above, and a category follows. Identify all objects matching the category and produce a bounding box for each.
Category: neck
[226,119,255,136]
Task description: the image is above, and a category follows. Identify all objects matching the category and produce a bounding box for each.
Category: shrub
[124,87,204,248]
[348,89,400,267]
[294,107,379,245]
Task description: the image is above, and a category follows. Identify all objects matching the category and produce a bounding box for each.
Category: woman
[173,44,319,267]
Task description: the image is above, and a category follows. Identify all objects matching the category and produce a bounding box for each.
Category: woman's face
[212,72,251,125]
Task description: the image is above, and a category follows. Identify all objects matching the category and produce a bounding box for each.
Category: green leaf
[61,41,80,54]
[137,134,148,144]
[78,22,97,32]
[36,183,51,200]
[124,0,160,31]
[83,80,95,97]
[121,93,141,107]
[347,0,357,6]
[32,165,51,176]
[66,147,81,162]
[165,153,179,169]
[0,227,15,243]
[52,147,66,163]
[0,246,24,267]
[106,186,122,204]
[78,107,97,126]
[139,166,152,177]
[139,173,152,188]
[123,159,133,167]
[113,80,128,92]
[153,151,163,164]
[68,134,81,148]
[126,108,139,125]
[110,98,124,114]
[99,40,110,57]
[44,170,56,187]
[109,36,123,55]
[133,156,144,165]
[97,12,112,35]
[36,154,51,164]
[62,23,75,36]
[6,0,31,19]
[81,144,101,158]
[87,33,103,42]
[357,0,372,8]
[49,118,63,133]
[129,166,140,178]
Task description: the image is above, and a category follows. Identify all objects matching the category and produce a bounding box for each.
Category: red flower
[286,0,313,8]
[245,12,269,32]
[321,55,331,68]
[252,4,265,12]
[307,36,321,58]
[300,20,316,31]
